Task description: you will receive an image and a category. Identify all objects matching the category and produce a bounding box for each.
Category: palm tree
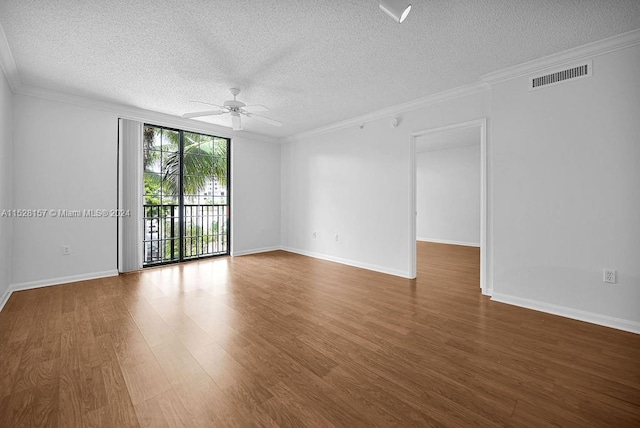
[143,127,228,202]
[161,132,228,195]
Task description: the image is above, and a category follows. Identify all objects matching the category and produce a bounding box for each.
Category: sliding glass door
[142,124,230,266]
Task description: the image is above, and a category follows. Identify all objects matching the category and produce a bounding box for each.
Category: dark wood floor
[0,242,639,427]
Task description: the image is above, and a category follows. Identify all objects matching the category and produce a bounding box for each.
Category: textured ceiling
[1,0,639,138]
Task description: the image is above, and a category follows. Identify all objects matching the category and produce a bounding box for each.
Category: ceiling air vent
[529,61,592,91]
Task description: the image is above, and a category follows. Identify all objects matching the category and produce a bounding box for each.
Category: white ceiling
[1,0,639,138]
[416,126,478,153]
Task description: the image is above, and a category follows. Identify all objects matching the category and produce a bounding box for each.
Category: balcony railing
[143,204,229,265]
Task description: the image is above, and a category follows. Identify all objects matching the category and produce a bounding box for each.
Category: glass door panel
[143,125,229,266]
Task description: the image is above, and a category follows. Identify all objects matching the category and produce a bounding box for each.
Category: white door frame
[408,118,490,295]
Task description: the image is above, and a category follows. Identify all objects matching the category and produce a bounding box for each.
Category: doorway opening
[142,124,230,266]
[409,119,489,295]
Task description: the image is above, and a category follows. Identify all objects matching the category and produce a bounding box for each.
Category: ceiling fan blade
[183,110,226,119]
[232,114,242,131]
[243,104,269,113]
[190,100,225,109]
[247,113,282,127]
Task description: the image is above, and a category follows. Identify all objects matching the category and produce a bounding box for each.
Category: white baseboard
[231,246,282,257]
[417,237,480,247]
[0,270,119,312]
[0,287,12,312]
[281,246,412,279]
[491,292,640,334]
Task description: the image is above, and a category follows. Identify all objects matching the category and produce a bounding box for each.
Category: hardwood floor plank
[258,395,310,428]
[124,298,177,348]
[150,339,211,388]
[117,358,171,406]
[40,325,61,364]
[2,389,34,427]
[134,389,192,427]
[261,381,335,428]
[190,341,240,390]
[99,361,139,428]
[7,309,32,344]
[59,313,80,374]
[57,369,83,427]
[172,376,250,427]
[79,365,108,414]
[0,340,26,399]
[31,359,60,428]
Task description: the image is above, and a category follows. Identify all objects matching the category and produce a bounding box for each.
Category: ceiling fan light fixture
[231,112,242,131]
[379,0,412,23]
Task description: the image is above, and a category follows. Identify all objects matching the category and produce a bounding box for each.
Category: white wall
[10,94,281,287]
[12,95,119,285]
[231,137,281,255]
[281,90,490,277]
[490,44,640,329]
[0,68,13,300]
[416,144,480,246]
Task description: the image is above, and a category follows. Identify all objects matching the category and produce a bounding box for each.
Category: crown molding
[482,28,640,85]
[16,84,279,144]
[0,22,21,92]
[283,81,490,142]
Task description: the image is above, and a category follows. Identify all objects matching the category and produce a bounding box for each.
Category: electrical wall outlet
[603,269,616,284]
[62,245,71,256]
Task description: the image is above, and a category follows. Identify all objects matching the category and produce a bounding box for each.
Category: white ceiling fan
[183,88,282,131]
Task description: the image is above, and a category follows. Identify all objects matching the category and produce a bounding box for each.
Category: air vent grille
[529,61,592,91]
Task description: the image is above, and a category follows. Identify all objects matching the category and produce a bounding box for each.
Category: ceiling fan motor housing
[223,100,246,110]
[224,87,244,111]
